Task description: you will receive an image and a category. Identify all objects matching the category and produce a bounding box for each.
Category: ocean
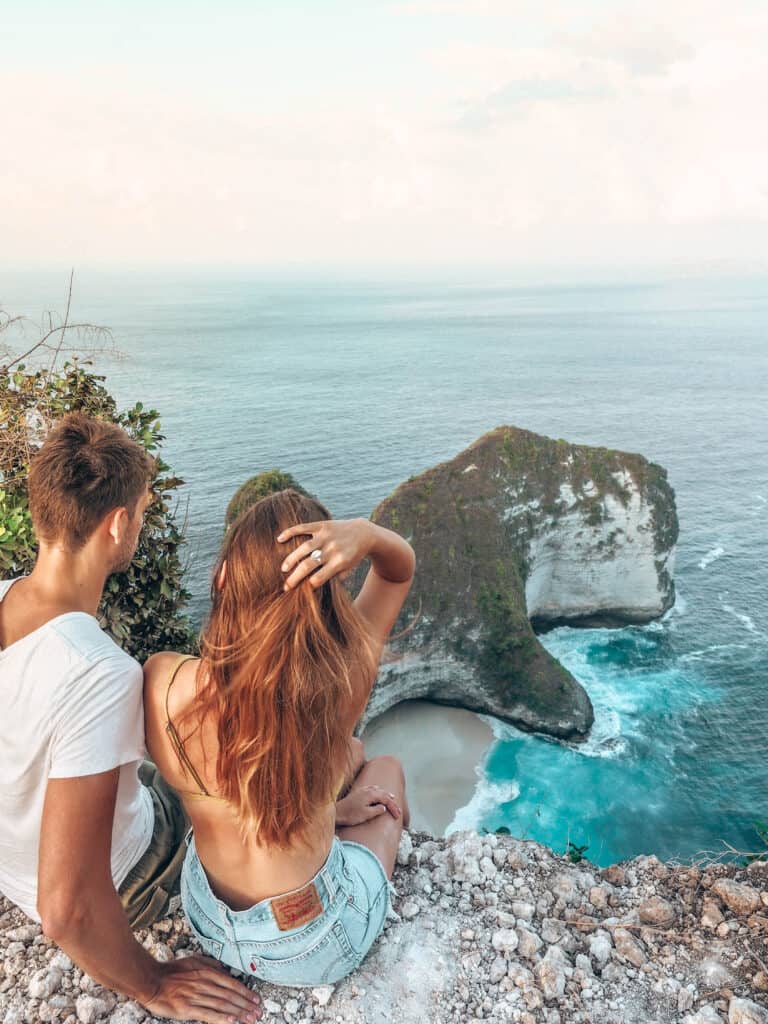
[3,270,767,867]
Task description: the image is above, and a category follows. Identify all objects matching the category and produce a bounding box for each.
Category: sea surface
[3,270,767,867]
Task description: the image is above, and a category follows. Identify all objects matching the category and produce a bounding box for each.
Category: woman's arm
[277,517,415,660]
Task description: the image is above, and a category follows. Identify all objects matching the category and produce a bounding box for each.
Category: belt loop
[320,838,340,903]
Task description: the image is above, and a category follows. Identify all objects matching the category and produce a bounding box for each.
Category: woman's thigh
[335,755,409,878]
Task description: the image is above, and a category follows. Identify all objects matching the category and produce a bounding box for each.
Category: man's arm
[38,771,261,1024]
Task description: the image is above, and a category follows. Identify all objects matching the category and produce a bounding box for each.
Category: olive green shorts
[118,761,190,929]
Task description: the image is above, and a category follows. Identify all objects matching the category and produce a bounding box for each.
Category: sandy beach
[360,699,496,836]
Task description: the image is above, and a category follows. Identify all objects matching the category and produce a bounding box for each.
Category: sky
[1,0,767,276]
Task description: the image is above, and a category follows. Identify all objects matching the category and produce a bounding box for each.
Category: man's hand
[336,784,401,827]
[144,956,262,1024]
[38,772,262,1023]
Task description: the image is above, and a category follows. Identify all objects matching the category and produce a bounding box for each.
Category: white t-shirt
[0,579,154,921]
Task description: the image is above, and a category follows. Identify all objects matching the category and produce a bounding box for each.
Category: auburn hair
[189,489,377,847]
[28,412,154,549]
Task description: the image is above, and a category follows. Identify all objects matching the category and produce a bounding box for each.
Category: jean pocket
[241,920,356,987]
[338,878,390,959]
[182,886,226,961]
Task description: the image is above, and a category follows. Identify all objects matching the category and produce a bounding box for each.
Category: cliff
[2,831,765,1024]
[360,426,678,742]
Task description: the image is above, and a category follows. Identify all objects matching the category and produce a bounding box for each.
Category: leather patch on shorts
[271,882,324,931]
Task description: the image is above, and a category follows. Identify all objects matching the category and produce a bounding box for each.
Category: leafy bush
[1,315,194,662]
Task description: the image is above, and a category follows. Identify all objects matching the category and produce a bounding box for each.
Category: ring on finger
[310,548,323,565]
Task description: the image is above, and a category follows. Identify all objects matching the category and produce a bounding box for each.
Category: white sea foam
[663,588,688,621]
[679,642,749,663]
[445,775,521,836]
[721,600,761,635]
[699,546,725,570]
[567,708,628,759]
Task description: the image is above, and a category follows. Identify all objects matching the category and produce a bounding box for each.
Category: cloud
[563,22,695,77]
[1,2,767,270]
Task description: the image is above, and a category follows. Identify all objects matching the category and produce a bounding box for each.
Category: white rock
[263,998,282,1014]
[76,993,110,1023]
[639,896,676,927]
[109,1003,147,1024]
[489,956,509,984]
[396,831,413,866]
[589,930,613,967]
[728,997,768,1024]
[517,926,544,960]
[5,925,40,943]
[512,901,536,922]
[613,927,647,967]
[683,1007,725,1024]
[491,928,519,955]
[311,986,334,1006]
[28,966,62,1000]
[713,880,762,917]
[548,873,579,905]
[535,952,566,1001]
[401,899,421,919]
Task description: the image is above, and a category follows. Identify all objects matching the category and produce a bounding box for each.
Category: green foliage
[566,841,590,864]
[225,469,311,528]
[0,358,194,662]
[743,821,768,865]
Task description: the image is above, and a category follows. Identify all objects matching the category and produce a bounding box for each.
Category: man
[0,413,261,1024]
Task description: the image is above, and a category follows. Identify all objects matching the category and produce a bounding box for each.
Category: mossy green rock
[225,470,311,528]
[360,426,678,741]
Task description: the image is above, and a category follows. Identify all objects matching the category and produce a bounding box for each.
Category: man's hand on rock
[142,955,262,1024]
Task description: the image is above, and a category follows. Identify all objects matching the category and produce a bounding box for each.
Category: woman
[143,489,414,989]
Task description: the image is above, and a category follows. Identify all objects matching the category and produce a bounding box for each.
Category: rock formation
[2,832,765,1024]
[360,426,678,741]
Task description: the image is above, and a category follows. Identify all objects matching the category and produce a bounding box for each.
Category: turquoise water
[3,270,767,866]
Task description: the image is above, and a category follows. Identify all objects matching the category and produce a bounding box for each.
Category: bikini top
[163,654,347,804]
[164,654,226,801]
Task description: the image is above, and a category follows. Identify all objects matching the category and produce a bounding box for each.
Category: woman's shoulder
[143,651,199,707]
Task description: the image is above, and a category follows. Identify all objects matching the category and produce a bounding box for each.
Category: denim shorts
[181,834,396,987]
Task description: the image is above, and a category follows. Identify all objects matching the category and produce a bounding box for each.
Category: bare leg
[335,755,410,878]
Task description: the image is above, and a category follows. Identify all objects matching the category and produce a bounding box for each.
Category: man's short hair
[28,412,155,549]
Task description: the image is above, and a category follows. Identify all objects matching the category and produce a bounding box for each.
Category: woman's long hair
[187,489,376,847]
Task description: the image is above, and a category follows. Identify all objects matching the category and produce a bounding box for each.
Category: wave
[679,642,749,663]
[720,600,762,636]
[663,588,688,621]
[445,775,521,836]
[699,546,725,570]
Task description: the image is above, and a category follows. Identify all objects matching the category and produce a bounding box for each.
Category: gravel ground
[2,829,767,1024]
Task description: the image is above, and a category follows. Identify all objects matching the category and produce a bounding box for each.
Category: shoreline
[360,699,496,836]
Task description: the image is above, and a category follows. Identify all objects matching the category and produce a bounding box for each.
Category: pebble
[639,896,676,928]
[728,996,768,1024]
[491,928,519,955]
[28,966,62,999]
[75,993,110,1023]
[713,881,762,918]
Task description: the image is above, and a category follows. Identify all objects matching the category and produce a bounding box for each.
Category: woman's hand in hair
[335,784,401,827]
[277,517,377,591]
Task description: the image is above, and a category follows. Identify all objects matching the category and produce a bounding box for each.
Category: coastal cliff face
[361,427,678,741]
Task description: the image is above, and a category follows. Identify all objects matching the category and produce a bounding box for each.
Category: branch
[47,268,75,377]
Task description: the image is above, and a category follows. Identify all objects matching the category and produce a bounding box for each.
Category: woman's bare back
[143,652,338,910]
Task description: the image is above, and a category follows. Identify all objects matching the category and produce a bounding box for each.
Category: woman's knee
[364,754,405,789]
